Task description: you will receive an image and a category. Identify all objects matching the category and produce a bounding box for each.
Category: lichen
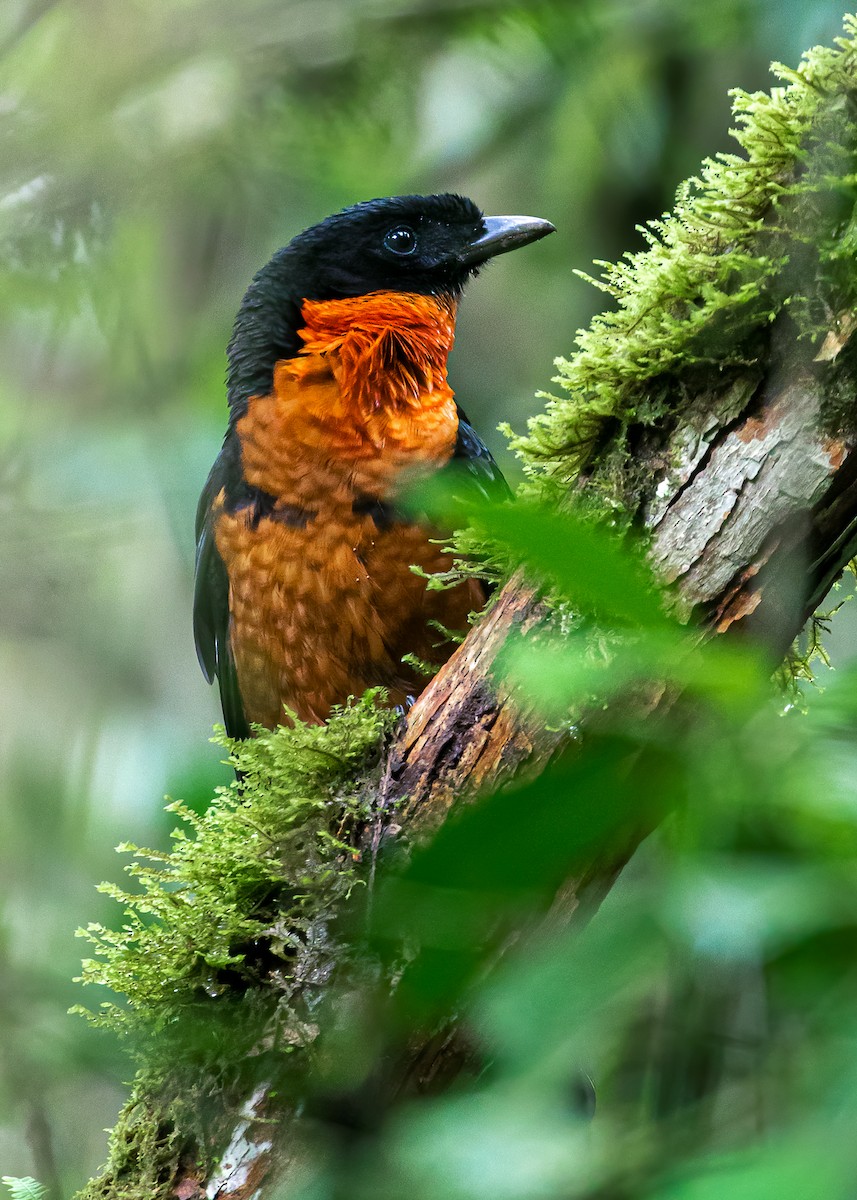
[503,16,857,510]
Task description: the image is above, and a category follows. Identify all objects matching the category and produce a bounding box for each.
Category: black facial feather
[226,193,485,420]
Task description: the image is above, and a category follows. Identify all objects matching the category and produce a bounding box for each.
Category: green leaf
[407,473,669,629]
[499,624,770,721]
[369,734,681,1020]
[474,502,669,628]
[650,1132,854,1200]
[2,1179,48,1200]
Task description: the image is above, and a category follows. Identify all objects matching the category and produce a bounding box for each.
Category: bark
[173,316,857,1198]
[379,575,559,832]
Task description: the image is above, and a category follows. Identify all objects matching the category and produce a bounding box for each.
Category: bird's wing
[444,407,513,603]
[449,405,513,504]
[193,441,251,740]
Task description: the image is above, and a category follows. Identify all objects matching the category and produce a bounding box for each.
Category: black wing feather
[450,405,513,504]
[193,443,251,740]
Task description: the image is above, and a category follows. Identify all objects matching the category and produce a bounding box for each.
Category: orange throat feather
[296,290,458,418]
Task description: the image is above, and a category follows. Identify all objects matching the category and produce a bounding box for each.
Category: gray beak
[458,215,556,267]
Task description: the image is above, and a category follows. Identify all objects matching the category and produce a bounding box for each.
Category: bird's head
[227,193,555,415]
[283,192,554,299]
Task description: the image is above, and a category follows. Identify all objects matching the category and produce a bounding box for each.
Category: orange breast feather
[213,291,485,728]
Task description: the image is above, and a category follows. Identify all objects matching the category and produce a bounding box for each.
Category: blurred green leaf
[1,1180,48,1200]
[411,472,670,627]
[369,735,679,1022]
[498,625,771,722]
[650,1131,855,1200]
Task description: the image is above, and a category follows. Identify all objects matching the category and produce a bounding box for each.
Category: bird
[194,193,555,738]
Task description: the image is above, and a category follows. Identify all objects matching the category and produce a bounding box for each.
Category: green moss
[73,1094,189,1200]
[2,1181,48,1200]
[74,689,395,1065]
[505,16,857,507]
[74,693,397,1196]
[776,564,857,703]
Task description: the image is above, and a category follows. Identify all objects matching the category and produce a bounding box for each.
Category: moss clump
[74,689,395,1080]
[73,693,396,1197]
[506,16,857,508]
[776,564,857,704]
[73,1096,189,1200]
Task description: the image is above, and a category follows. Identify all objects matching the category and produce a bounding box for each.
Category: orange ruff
[214,291,485,727]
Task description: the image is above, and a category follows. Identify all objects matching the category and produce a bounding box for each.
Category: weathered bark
[380,576,559,831]
[177,315,857,1199]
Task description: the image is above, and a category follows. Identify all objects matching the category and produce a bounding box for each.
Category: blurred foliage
[1,0,856,1193]
[70,499,857,1200]
[292,504,857,1200]
[2,1181,48,1200]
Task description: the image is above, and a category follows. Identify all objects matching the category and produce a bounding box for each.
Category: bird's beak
[458,215,556,267]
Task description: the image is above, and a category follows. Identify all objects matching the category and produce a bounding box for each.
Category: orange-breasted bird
[194,194,555,738]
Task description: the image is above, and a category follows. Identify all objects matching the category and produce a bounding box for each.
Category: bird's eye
[383,225,417,256]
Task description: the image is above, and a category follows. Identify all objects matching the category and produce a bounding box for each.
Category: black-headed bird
[194,194,554,737]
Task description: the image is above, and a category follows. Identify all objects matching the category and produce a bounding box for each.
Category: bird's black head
[226,193,555,416]
[283,192,553,299]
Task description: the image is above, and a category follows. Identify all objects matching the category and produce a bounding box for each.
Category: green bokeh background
[1,0,855,1191]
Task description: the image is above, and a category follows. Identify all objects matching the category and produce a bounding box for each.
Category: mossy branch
[73,695,397,1198]
[503,17,857,512]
